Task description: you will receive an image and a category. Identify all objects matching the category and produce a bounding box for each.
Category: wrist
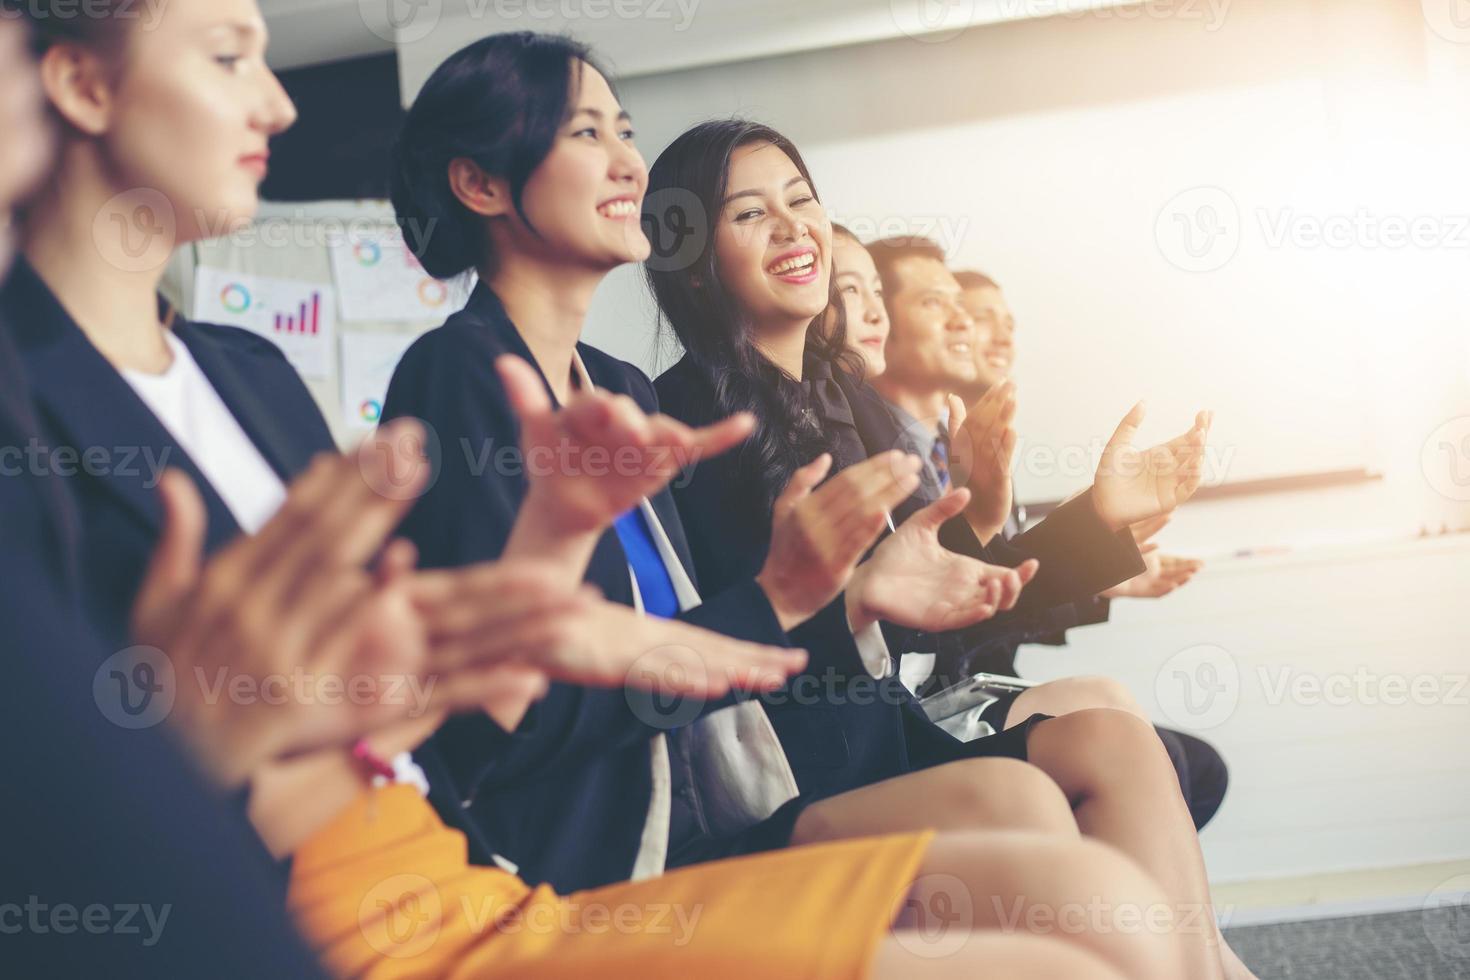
[1088,485,1128,532]
[754,569,807,632]
[507,491,601,572]
[843,568,877,634]
[187,718,279,790]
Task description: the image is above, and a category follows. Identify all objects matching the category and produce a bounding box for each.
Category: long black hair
[643,120,862,509]
[389,31,612,279]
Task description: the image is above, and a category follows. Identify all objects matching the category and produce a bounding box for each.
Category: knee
[940,758,1077,836]
[1050,709,1174,775]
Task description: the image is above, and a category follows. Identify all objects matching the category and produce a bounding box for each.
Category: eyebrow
[204,21,265,43]
[570,107,633,123]
[723,174,811,206]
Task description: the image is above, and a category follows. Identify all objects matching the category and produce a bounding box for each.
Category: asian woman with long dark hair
[646,118,1254,980]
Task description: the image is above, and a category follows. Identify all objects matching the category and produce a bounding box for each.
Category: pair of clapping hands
[946,379,1212,581]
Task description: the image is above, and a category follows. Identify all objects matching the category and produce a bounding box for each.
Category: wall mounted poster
[328,226,474,323]
[192,266,337,380]
[339,330,419,433]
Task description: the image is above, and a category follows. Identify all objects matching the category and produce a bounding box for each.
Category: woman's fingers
[264,430,426,613]
[909,486,972,533]
[815,451,919,527]
[773,453,832,522]
[618,618,806,695]
[496,354,555,422]
[987,565,1024,611]
[376,539,419,587]
[559,391,617,445]
[685,411,756,462]
[946,393,967,443]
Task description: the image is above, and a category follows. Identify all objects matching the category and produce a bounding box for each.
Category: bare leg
[1026,708,1233,980]
[890,831,1188,980]
[789,757,1079,845]
[1005,675,1150,725]
[872,932,1127,980]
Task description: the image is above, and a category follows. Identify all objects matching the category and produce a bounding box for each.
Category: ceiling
[258,0,1143,80]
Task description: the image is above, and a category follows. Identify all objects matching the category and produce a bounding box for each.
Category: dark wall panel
[261,53,404,202]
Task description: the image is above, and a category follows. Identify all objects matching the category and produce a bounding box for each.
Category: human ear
[447,157,512,219]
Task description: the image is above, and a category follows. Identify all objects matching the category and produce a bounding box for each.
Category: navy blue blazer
[1,259,334,649]
[380,282,799,891]
[0,298,326,979]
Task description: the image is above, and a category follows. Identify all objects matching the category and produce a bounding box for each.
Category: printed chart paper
[193,266,337,380]
[328,227,474,323]
[339,330,419,432]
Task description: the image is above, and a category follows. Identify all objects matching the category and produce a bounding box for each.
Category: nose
[863,295,884,325]
[256,67,298,136]
[946,305,975,335]
[993,319,1015,350]
[771,203,809,244]
[609,138,647,193]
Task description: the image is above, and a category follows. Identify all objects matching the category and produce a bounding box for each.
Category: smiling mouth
[597,199,639,219]
[948,342,972,356]
[766,252,817,278]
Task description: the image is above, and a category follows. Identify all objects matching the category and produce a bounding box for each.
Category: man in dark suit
[859,234,1228,829]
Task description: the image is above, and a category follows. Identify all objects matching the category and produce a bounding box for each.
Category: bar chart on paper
[192,265,337,379]
[274,291,324,336]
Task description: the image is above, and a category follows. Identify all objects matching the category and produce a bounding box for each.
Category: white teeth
[598,200,637,218]
[767,252,816,276]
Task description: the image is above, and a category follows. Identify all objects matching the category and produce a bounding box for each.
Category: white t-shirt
[121,332,286,534]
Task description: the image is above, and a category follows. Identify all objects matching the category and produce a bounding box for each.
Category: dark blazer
[0,298,326,980]
[380,282,801,892]
[1,259,333,649]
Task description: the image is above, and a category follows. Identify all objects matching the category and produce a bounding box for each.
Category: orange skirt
[289,786,932,980]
